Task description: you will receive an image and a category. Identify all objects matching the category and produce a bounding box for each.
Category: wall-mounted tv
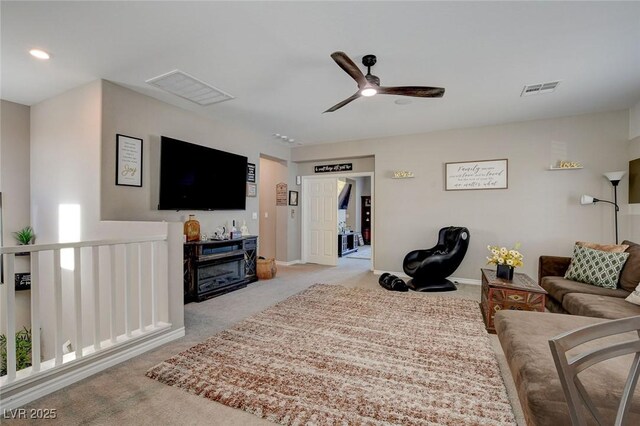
[158,136,247,210]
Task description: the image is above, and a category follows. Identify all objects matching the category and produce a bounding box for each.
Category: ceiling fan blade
[378,86,445,97]
[331,52,367,88]
[323,92,361,113]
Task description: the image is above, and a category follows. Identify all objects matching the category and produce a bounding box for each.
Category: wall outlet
[252,212,258,220]
[264,212,269,218]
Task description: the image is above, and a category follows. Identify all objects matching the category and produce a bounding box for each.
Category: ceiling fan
[324,51,445,113]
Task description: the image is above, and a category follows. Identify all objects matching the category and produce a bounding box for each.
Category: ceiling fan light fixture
[361,85,377,97]
[29,48,50,60]
[361,88,377,97]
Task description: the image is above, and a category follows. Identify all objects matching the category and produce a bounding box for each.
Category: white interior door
[303,177,337,266]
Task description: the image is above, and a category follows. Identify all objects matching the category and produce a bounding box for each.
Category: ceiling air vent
[521,81,561,97]
[146,70,234,106]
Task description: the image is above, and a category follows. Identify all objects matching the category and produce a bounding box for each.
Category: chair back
[439,226,470,256]
[548,315,640,426]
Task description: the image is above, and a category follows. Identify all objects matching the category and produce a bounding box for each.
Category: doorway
[258,156,288,260]
[301,172,374,271]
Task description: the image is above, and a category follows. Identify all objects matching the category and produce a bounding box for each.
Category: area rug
[146,284,516,425]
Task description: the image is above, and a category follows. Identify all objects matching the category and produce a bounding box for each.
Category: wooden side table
[480,268,547,333]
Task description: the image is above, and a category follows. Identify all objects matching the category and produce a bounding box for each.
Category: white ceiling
[2,1,640,146]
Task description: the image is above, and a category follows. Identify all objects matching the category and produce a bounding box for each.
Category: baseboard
[451,277,481,286]
[276,259,301,266]
[0,327,185,411]
[372,270,480,286]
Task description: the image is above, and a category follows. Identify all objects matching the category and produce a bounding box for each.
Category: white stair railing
[0,235,169,388]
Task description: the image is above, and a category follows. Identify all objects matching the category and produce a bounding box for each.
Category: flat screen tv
[158,136,247,210]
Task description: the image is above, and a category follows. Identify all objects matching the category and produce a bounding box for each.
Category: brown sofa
[538,239,640,319]
[495,240,640,425]
[496,310,640,425]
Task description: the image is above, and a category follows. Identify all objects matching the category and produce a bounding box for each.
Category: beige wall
[293,110,631,280]
[31,81,103,242]
[296,156,375,176]
[630,100,640,140]
[100,80,291,237]
[259,156,288,260]
[0,100,32,334]
[29,81,184,358]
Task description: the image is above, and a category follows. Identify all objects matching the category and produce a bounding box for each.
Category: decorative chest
[480,268,547,333]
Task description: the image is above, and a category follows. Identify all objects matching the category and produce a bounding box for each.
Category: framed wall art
[288,190,298,206]
[276,183,288,206]
[247,183,257,197]
[247,163,256,183]
[445,159,508,191]
[116,134,143,187]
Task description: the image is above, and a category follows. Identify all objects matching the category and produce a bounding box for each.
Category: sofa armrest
[538,256,571,285]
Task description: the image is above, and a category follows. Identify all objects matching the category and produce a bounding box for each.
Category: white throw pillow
[625,282,640,306]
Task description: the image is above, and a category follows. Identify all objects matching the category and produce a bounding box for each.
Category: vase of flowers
[487,243,523,281]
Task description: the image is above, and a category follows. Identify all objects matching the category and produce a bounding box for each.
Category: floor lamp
[580,171,625,244]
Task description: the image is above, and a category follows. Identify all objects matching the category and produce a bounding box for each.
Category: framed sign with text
[445,159,508,191]
[314,163,353,173]
[247,163,256,183]
[276,182,288,206]
[116,134,143,187]
[247,183,257,197]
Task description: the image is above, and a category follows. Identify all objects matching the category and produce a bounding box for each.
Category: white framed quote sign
[445,159,508,191]
[116,134,143,187]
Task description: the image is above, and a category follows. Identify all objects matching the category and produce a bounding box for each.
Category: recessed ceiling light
[29,49,50,60]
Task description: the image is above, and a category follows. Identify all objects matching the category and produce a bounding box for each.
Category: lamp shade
[580,195,595,205]
[604,171,626,182]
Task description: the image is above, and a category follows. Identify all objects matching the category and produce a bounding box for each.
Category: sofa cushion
[540,276,630,303]
[625,282,640,306]
[495,311,640,426]
[564,245,629,288]
[620,240,640,292]
[577,240,629,253]
[545,296,567,314]
[562,293,640,319]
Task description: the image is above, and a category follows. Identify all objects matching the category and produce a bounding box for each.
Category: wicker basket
[257,258,277,280]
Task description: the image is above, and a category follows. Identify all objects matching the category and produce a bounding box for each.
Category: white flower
[487,243,524,267]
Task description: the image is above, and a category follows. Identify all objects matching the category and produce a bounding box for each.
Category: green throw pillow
[565,245,629,289]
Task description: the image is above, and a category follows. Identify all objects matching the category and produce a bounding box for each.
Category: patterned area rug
[147,284,516,425]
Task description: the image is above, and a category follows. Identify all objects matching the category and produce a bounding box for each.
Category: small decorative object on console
[183,214,200,242]
[240,220,249,236]
[496,264,514,281]
[487,243,523,281]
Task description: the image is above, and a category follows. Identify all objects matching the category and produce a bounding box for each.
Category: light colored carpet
[147,284,516,425]
[345,245,371,259]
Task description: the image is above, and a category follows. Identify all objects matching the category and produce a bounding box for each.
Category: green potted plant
[0,327,32,376]
[13,226,35,245]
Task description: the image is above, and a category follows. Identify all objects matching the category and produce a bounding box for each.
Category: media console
[338,232,360,257]
[184,236,258,302]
